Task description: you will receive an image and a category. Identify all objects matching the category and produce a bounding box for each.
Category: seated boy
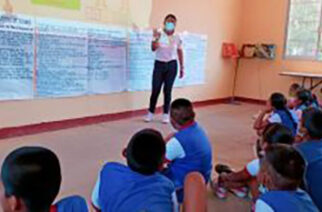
[256,144,319,212]
[164,98,212,202]
[295,108,322,211]
[0,146,88,212]
[91,129,177,212]
[211,123,294,200]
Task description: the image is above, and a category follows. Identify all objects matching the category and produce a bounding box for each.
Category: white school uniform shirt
[267,110,298,124]
[255,199,274,212]
[245,158,260,177]
[154,29,183,62]
[166,137,186,161]
[267,110,300,134]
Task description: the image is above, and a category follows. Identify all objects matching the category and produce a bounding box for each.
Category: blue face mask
[165,22,175,31]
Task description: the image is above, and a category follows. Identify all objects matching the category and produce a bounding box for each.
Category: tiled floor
[0,103,262,211]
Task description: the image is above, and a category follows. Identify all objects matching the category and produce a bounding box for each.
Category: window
[285,0,322,60]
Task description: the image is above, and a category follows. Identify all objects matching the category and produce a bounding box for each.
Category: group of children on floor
[213,84,322,211]
[0,84,321,212]
[0,99,212,212]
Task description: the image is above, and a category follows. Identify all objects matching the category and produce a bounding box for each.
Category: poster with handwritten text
[88,25,127,94]
[0,12,207,101]
[0,13,34,100]
[35,18,88,97]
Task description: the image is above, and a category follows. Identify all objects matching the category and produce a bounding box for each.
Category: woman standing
[144,14,184,124]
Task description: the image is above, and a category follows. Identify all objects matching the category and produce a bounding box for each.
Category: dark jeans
[149,60,178,114]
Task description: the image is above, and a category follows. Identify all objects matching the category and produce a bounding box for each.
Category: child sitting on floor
[295,108,322,211]
[288,83,301,109]
[294,89,320,120]
[91,129,177,212]
[163,98,212,203]
[211,123,294,200]
[255,144,319,212]
[254,92,299,136]
[0,146,88,212]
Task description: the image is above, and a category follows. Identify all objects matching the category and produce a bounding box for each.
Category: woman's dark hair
[302,108,322,139]
[126,129,165,175]
[170,98,195,125]
[164,14,177,22]
[263,123,294,145]
[1,147,61,212]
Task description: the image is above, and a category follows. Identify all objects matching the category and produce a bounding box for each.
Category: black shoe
[215,164,233,174]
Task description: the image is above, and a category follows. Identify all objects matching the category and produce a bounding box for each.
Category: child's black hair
[263,123,294,145]
[1,146,61,212]
[302,108,322,139]
[126,129,165,175]
[296,89,315,107]
[170,98,195,126]
[265,144,305,190]
[164,14,177,22]
[270,92,287,110]
[269,92,297,131]
[289,83,301,92]
[257,123,294,158]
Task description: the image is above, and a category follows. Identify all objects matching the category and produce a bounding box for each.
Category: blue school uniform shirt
[296,102,320,113]
[268,109,298,136]
[54,196,88,212]
[165,122,212,189]
[296,140,322,211]
[256,189,319,212]
[92,162,176,212]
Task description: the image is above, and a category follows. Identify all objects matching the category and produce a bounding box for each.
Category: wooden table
[280,72,322,90]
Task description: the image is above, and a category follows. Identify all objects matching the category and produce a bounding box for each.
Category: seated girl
[211,123,294,203]
[254,92,299,136]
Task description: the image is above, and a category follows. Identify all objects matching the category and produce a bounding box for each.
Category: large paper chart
[35,18,89,97]
[129,29,207,91]
[128,29,154,91]
[180,33,207,86]
[88,25,127,94]
[0,12,207,101]
[0,13,34,100]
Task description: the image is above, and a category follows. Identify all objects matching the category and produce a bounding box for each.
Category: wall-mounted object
[241,43,276,60]
[255,44,276,60]
[240,44,256,58]
[222,43,240,59]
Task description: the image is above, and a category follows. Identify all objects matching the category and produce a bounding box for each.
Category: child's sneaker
[162,113,170,124]
[210,180,228,199]
[144,112,154,122]
[215,164,233,174]
[229,187,249,198]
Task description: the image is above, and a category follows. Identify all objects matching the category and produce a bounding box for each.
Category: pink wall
[0,0,243,128]
[236,0,322,101]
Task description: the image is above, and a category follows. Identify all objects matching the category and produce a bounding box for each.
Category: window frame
[283,0,322,61]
